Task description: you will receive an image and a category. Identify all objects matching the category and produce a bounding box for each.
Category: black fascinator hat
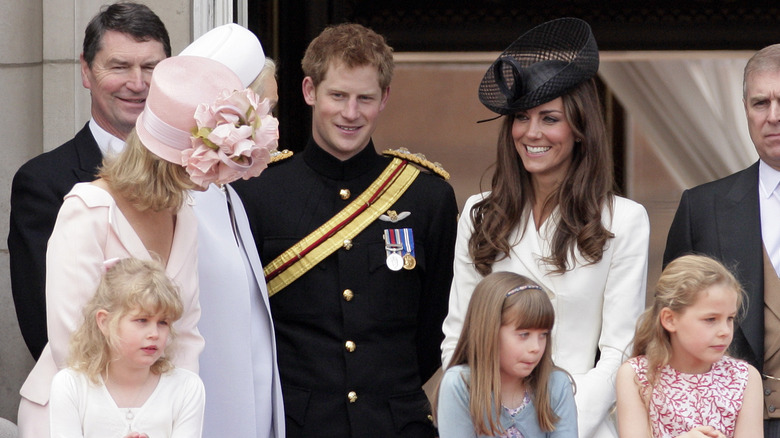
[479,17,599,115]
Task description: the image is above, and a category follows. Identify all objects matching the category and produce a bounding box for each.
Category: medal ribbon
[401,228,415,257]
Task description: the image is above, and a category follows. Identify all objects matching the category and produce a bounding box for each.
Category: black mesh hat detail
[478,17,599,115]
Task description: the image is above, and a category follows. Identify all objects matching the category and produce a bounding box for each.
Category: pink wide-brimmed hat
[179,23,265,88]
[136,55,278,187]
[136,56,243,163]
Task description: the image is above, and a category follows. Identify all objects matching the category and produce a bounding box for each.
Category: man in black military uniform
[232,23,458,437]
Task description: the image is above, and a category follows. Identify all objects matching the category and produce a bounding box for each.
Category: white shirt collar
[759,159,780,199]
[88,118,126,158]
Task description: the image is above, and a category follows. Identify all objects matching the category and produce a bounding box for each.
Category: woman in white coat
[440,18,649,438]
[182,23,285,438]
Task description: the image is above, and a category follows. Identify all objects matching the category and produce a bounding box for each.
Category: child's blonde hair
[436,271,561,435]
[68,258,184,383]
[631,254,745,393]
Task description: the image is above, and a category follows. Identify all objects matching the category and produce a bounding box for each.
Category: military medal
[403,254,416,270]
[400,228,416,270]
[384,228,416,271]
[384,229,404,271]
[386,251,404,271]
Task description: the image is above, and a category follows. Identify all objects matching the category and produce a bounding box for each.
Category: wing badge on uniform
[379,210,411,223]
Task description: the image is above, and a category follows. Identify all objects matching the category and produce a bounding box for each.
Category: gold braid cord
[382,148,450,180]
[268,149,294,164]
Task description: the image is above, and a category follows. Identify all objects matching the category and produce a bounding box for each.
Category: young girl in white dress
[616,255,763,438]
[49,258,205,438]
[435,271,577,437]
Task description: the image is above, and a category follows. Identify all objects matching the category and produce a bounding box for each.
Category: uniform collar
[303,137,382,180]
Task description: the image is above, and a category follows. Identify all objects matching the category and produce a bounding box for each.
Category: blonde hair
[68,258,184,383]
[248,57,277,96]
[435,271,562,435]
[631,254,744,399]
[98,130,198,211]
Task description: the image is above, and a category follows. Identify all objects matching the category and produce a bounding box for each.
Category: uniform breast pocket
[366,241,426,321]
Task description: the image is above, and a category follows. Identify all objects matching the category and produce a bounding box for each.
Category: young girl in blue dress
[616,255,762,438]
[436,271,577,437]
[49,258,205,438]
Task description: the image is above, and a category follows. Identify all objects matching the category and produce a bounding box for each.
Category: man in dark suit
[233,23,457,437]
[8,2,170,360]
[664,43,780,437]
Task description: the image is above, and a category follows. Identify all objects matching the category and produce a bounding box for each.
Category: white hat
[180,23,265,88]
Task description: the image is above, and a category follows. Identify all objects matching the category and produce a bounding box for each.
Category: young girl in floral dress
[616,255,763,437]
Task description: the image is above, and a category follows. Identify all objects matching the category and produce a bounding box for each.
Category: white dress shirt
[88,118,125,157]
[760,160,780,277]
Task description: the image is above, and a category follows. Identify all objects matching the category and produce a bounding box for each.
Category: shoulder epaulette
[269,149,294,164]
[382,147,450,180]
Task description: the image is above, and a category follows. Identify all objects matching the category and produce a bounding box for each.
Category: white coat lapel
[226,184,273,308]
[506,210,557,295]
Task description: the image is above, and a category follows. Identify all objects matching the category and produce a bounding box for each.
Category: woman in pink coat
[18,55,274,438]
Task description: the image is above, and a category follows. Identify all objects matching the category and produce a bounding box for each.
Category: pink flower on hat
[184,88,278,187]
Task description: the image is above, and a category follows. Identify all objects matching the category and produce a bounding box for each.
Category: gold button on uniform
[343,289,354,301]
[348,391,358,403]
[345,341,356,352]
[343,239,353,250]
[339,188,351,200]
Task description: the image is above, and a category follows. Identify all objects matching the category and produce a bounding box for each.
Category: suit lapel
[716,162,763,364]
[72,124,104,182]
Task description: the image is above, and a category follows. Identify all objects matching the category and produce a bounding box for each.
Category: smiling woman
[510,98,576,199]
[440,18,650,438]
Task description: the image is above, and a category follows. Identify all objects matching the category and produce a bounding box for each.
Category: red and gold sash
[263,158,419,296]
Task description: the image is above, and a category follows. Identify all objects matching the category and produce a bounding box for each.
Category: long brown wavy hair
[469,78,615,275]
